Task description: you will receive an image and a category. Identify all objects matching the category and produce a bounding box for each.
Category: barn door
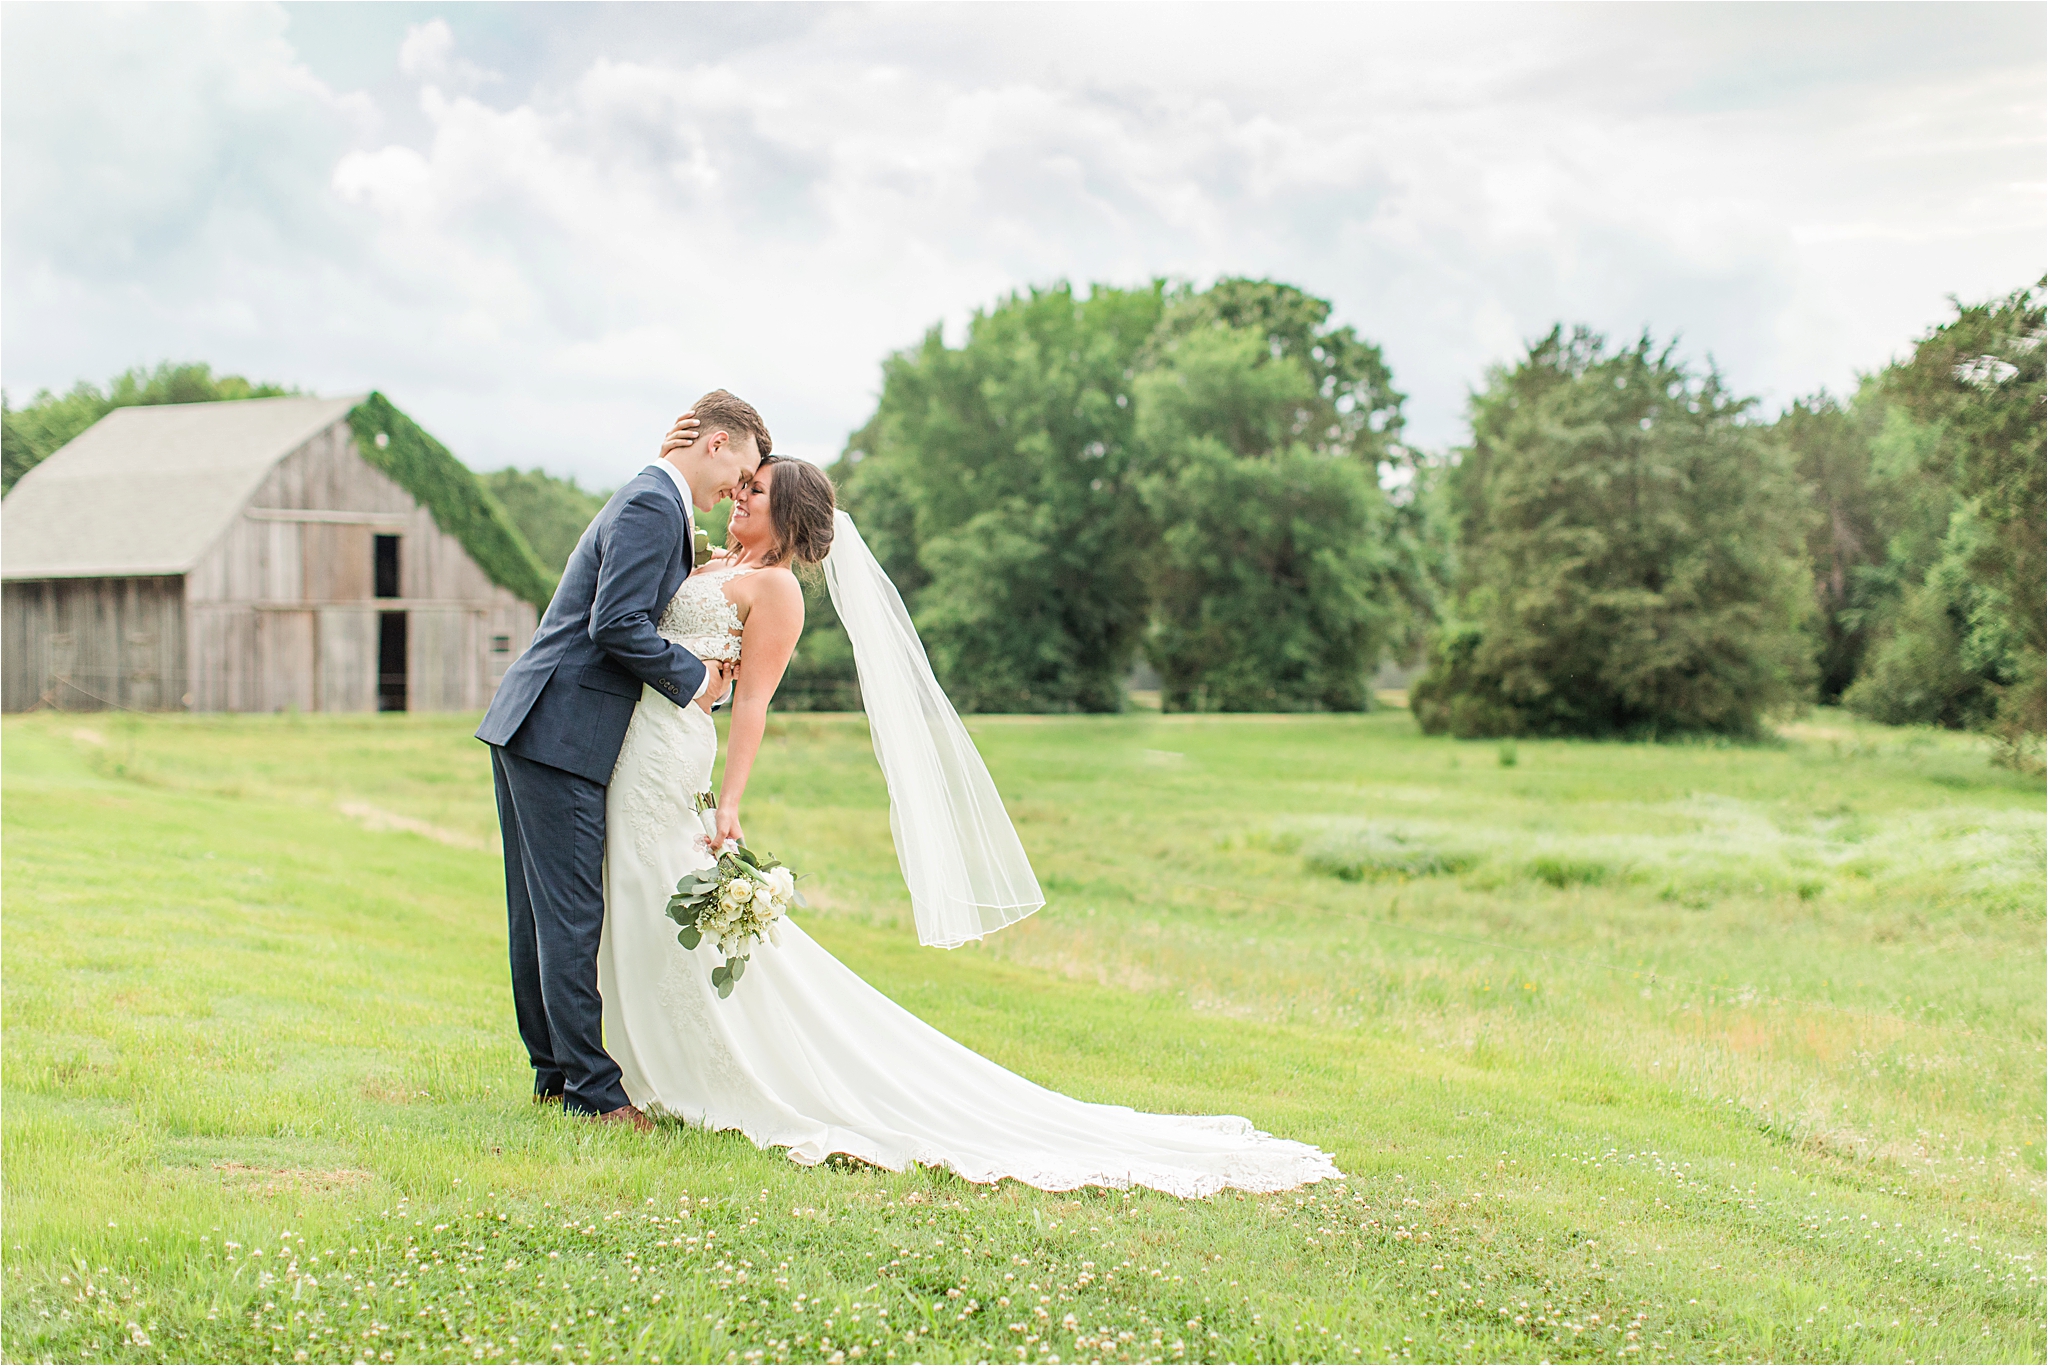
[255,610,315,712]
[378,611,408,712]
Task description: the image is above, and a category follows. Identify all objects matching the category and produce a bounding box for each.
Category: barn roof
[1,395,362,580]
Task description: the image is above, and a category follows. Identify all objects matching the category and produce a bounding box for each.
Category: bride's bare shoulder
[735,564,803,615]
[756,564,804,602]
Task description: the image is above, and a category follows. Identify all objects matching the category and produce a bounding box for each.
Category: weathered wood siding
[2,576,186,711]
[50,417,544,716]
[5,406,540,714]
[176,417,537,713]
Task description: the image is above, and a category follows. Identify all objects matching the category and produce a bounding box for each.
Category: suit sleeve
[588,488,709,709]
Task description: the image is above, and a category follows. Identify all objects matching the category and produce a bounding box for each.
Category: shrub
[1302,826,1479,882]
[1526,855,1611,889]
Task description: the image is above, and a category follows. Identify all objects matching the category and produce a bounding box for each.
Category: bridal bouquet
[667,793,802,998]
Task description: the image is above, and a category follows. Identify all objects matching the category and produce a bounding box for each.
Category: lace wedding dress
[595,562,1341,1196]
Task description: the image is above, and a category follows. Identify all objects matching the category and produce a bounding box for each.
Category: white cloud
[3,3,2041,484]
[397,18,499,96]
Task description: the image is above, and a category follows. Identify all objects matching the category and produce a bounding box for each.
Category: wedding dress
[595,559,1340,1196]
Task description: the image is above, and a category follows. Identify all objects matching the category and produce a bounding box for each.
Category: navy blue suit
[477,465,709,1114]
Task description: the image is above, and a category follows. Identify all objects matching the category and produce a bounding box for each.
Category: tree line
[5,277,2039,760]
[1,362,298,493]
[790,275,2042,762]
[1409,284,2043,761]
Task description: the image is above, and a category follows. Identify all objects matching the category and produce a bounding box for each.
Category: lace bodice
[657,562,755,662]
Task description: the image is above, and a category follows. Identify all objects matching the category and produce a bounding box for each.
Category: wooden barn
[2,394,547,713]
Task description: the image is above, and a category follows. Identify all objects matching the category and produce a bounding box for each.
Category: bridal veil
[822,510,1044,948]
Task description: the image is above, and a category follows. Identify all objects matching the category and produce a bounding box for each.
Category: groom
[476,390,771,1128]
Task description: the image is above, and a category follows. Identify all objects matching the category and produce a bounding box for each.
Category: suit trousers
[490,744,629,1116]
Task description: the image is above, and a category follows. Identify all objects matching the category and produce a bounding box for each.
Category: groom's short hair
[693,390,772,458]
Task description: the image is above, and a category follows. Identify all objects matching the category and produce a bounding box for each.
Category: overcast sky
[4,2,2041,484]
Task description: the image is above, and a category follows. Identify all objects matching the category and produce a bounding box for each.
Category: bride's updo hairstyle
[755,455,837,570]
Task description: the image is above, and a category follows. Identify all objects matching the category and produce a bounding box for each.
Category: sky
[3,2,2042,484]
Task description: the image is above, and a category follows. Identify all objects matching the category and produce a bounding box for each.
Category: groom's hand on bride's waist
[695,658,737,713]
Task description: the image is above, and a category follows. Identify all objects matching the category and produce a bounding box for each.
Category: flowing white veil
[821,510,1044,948]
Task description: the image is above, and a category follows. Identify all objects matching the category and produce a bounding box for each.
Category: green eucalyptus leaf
[716,976,734,999]
[710,964,729,988]
[677,925,702,950]
[729,955,747,980]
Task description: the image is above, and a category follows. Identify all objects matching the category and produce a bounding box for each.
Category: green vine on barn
[348,392,557,610]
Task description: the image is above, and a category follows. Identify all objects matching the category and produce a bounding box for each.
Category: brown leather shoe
[594,1104,653,1133]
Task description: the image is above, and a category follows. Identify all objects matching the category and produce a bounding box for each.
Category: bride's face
[726,462,776,553]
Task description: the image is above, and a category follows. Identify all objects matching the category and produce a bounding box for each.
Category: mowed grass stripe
[2,711,2040,1364]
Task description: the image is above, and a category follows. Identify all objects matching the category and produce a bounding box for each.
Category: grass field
[2,704,2042,1365]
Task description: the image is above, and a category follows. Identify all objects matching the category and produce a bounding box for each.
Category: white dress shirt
[651,456,693,507]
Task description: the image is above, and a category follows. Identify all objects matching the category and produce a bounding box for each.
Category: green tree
[1135,324,1397,711]
[2,361,298,493]
[1844,510,2018,731]
[828,277,1425,713]
[1145,277,1405,457]
[1847,283,2045,753]
[480,468,611,574]
[835,282,1166,712]
[1832,401,2012,731]
[1775,390,1889,701]
[1412,327,1815,739]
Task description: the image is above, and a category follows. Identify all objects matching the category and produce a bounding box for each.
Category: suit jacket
[477,465,709,783]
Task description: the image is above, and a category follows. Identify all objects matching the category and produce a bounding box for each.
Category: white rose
[764,867,796,900]
[752,885,776,914]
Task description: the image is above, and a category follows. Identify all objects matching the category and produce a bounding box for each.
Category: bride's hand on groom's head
[659,411,700,460]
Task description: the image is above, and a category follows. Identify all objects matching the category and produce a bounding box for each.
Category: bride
[595,456,1340,1196]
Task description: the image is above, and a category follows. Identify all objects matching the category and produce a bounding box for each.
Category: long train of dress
[595,574,1341,1195]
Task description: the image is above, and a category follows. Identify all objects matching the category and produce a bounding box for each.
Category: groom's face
[697,430,763,510]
